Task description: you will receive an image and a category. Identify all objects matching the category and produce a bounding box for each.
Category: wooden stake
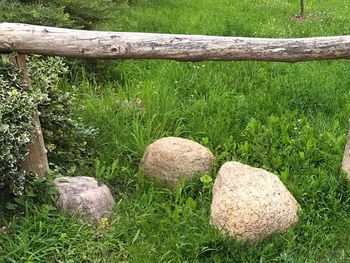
[342,119,350,179]
[300,0,305,16]
[10,54,49,178]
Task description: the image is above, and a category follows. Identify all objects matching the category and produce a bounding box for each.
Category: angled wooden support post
[10,54,49,178]
[342,119,350,179]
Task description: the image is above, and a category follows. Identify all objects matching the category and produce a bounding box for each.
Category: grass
[2,0,350,262]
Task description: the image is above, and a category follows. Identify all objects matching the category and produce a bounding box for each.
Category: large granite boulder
[141,137,214,186]
[53,176,115,223]
[211,162,300,242]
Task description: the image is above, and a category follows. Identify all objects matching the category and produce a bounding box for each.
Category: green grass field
[2,0,350,262]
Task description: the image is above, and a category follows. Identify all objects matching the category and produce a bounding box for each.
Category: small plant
[200,174,214,190]
[28,56,98,174]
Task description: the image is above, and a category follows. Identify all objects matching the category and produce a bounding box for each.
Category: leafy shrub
[28,56,98,173]
[0,56,97,196]
[0,59,40,195]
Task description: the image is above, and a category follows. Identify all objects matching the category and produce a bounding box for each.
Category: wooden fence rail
[2,22,350,178]
[2,23,350,62]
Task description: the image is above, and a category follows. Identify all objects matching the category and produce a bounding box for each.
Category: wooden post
[342,120,350,179]
[300,0,305,16]
[10,54,49,178]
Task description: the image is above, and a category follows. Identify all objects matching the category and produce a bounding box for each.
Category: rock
[53,176,115,222]
[210,162,300,242]
[141,137,214,186]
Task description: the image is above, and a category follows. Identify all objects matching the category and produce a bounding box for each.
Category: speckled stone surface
[53,176,115,222]
[211,162,300,242]
[141,137,214,186]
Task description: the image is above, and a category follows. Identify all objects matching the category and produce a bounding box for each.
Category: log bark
[10,54,49,178]
[2,23,350,62]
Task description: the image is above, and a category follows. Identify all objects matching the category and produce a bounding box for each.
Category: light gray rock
[53,176,115,222]
[210,162,300,242]
[141,137,214,186]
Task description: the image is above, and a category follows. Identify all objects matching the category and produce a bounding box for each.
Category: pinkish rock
[211,162,300,242]
[141,137,214,186]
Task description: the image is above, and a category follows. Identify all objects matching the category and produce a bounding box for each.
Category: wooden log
[2,23,350,62]
[10,54,49,178]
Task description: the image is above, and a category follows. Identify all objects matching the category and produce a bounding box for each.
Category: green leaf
[5,202,17,210]
[186,197,197,211]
